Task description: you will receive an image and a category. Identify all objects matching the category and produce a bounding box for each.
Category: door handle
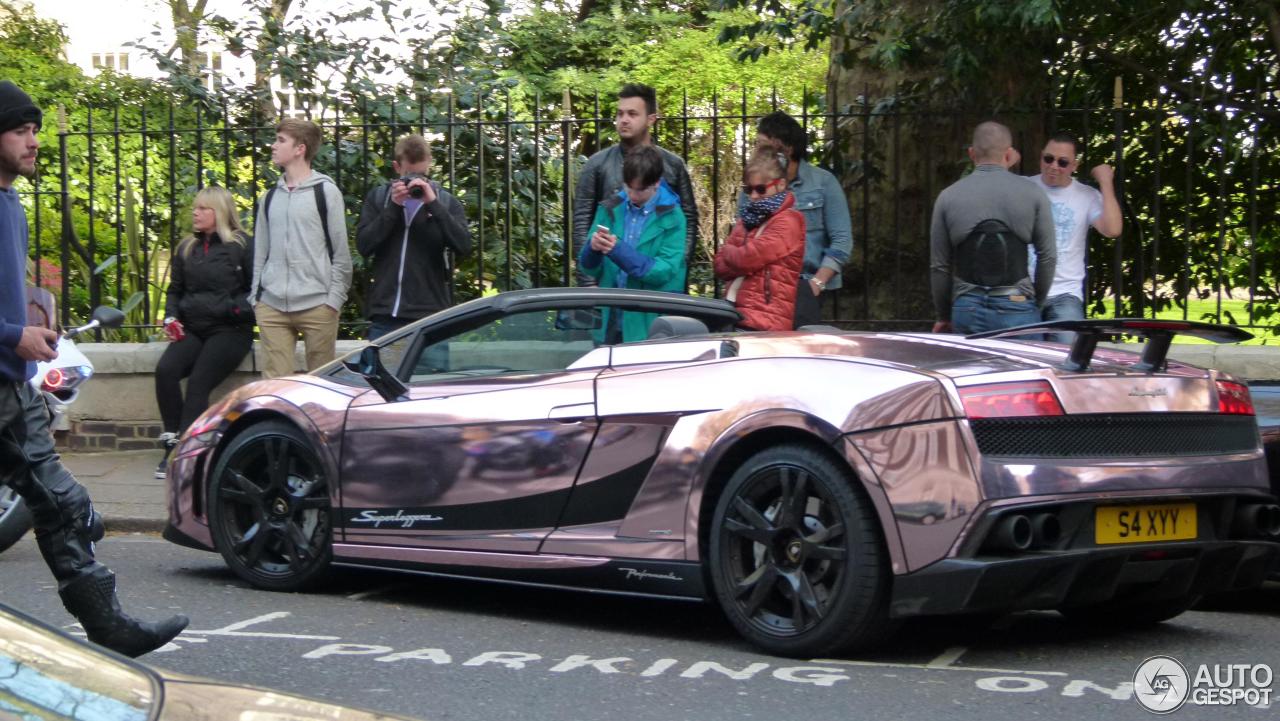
[548,403,594,423]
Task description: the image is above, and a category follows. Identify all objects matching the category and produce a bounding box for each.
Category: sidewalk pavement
[62,450,168,534]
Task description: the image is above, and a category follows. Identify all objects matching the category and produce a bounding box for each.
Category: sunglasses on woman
[1042,154,1073,168]
[742,178,783,196]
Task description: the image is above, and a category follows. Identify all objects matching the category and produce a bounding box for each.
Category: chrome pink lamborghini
[164,288,1280,657]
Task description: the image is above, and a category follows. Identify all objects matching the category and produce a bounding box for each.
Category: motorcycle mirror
[343,345,409,403]
[91,306,126,329]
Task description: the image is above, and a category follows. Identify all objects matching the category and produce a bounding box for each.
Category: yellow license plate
[1095,503,1197,544]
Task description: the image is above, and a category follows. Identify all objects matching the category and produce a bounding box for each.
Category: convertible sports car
[163,288,1280,657]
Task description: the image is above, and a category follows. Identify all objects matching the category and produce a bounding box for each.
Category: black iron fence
[17,87,1279,338]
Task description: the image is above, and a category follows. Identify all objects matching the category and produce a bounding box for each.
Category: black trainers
[155,432,178,480]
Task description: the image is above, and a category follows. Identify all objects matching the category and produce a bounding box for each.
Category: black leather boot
[58,567,189,657]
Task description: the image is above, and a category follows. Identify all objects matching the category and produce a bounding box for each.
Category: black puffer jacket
[164,231,254,336]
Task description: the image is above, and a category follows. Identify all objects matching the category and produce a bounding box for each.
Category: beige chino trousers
[254,303,340,378]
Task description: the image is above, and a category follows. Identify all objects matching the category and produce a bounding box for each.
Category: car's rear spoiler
[967,318,1253,373]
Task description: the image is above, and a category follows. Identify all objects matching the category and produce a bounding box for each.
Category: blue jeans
[367,315,414,340]
[1041,294,1085,343]
[951,292,1040,335]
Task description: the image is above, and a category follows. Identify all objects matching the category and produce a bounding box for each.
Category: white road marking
[813,657,1068,677]
[185,611,340,640]
[926,646,969,669]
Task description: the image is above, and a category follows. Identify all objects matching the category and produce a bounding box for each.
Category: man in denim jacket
[742,111,853,327]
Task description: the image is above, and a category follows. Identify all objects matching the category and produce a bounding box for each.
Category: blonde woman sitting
[154,186,254,477]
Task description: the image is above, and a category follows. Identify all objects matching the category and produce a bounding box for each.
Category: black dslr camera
[398,173,428,199]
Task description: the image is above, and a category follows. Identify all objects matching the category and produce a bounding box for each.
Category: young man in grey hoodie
[250,118,353,377]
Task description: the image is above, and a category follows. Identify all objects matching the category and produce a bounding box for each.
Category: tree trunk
[253,0,293,119]
[824,0,1054,326]
[167,0,208,76]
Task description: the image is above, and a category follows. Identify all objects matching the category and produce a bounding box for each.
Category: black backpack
[955,219,1029,289]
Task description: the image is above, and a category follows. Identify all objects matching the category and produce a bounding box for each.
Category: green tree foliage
[715,0,1280,331]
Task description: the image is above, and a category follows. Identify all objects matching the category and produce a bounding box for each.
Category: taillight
[959,380,1064,418]
[1217,380,1254,415]
[40,368,65,392]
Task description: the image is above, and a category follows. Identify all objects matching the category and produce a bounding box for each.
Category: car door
[338,308,606,553]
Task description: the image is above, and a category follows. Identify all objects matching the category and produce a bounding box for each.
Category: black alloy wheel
[709,443,895,657]
[207,420,333,591]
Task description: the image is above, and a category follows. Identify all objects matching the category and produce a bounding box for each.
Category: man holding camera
[356,135,471,339]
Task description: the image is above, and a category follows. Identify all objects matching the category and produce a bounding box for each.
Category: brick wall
[62,420,165,452]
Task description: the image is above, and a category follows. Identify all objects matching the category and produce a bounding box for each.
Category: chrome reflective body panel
[164,320,1274,598]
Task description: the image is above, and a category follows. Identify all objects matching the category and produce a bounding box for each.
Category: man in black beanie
[0,80,189,657]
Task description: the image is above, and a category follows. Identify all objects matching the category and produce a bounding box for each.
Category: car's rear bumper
[889,540,1280,617]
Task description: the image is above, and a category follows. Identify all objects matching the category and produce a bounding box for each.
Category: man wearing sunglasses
[1027,133,1123,342]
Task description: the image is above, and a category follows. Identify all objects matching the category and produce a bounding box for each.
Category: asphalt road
[1,532,1277,721]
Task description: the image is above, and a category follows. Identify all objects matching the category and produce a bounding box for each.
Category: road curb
[103,518,166,534]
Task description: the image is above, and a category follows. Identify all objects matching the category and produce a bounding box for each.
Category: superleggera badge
[1128,387,1168,397]
[351,510,444,528]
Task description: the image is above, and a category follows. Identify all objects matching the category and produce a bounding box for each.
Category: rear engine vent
[970,413,1258,458]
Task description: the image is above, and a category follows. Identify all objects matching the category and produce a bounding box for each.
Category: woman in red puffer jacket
[714,149,806,330]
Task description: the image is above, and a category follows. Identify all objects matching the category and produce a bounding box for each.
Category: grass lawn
[1096,295,1278,345]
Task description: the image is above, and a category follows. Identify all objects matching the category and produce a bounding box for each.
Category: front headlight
[184,407,239,447]
[40,365,93,395]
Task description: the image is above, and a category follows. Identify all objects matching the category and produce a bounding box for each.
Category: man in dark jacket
[572,83,697,288]
[356,135,471,339]
[0,80,187,657]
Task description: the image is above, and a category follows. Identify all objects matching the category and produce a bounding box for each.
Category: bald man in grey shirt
[930,121,1056,334]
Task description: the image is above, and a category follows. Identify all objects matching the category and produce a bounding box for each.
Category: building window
[198,51,224,91]
[91,53,129,72]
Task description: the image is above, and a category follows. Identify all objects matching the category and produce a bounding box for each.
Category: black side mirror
[91,306,126,330]
[343,345,409,403]
[64,306,126,339]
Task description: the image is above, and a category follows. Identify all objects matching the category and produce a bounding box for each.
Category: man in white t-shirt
[1026,132,1123,342]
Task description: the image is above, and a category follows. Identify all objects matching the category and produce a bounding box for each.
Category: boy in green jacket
[578,145,687,342]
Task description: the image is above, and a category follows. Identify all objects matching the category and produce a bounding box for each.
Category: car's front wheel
[207,420,332,591]
[709,443,895,657]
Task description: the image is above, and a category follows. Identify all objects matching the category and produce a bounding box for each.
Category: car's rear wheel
[207,420,332,591]
[709,444,895,657]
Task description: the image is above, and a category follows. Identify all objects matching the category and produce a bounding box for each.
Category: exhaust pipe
[1029,513,1061,549]
[989,514,1033,552]
[1264,505,1280,537]
[1234,504,1280,538]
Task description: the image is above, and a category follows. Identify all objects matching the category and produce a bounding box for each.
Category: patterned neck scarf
[740,190,790,230]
